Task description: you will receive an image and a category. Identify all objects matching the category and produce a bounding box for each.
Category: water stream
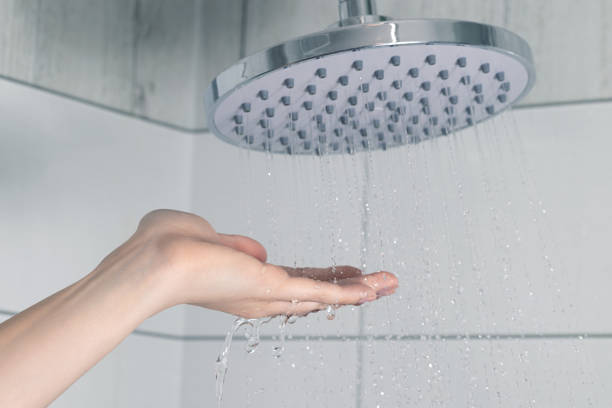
[212,109,597,407]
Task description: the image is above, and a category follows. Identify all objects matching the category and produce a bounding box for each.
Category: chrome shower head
[205,1,535,155]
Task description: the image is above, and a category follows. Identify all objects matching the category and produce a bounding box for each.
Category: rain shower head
[204,0,535,155]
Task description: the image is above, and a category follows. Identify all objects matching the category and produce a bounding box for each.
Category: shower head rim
[205,18,535,153]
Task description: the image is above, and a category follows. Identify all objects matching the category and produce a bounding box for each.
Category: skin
[0,209,398,408]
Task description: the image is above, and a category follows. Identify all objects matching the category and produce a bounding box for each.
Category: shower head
[205,1,535,155]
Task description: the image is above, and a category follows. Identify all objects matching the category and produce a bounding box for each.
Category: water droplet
[273,316,288,358]
[273,344,285,359]
[244,320,261,354]
[326,305,336,320]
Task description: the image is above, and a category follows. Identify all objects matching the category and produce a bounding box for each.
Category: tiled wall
[0,78,193,406]
[185,98,612,406]
[2,77,612,406]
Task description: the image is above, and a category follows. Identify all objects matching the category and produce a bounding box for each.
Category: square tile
[181,339,358,408]
[52,334,183,408]
[359,338,612,407]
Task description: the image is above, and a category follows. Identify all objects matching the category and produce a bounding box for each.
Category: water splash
[326,305,336,320]
[215,318,249,408]
[244,317,272,354]
[273,316,289,358]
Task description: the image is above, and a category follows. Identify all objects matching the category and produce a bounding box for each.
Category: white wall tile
[0,77,193,335]
[360,338,610,407]
[181,339,358,408]
[51,334,184,408]
[361,101,612,335]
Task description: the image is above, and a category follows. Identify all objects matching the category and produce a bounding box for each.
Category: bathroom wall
[2,75,612,406]
[0,78,193,407]
[182,98,612,406]
[0,0,242,130]
[1,3,612,402]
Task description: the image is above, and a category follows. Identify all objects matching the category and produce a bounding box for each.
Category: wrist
[88,238,182,323]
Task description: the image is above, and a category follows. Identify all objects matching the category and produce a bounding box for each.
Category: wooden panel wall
[244,0,612,106]
[1,0,610,130]
[0,0,242,130]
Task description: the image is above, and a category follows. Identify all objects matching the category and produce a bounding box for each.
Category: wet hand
[111,210,399,319]
[0,209,399,407]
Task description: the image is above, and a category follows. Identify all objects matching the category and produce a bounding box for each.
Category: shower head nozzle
[205,8,535,155]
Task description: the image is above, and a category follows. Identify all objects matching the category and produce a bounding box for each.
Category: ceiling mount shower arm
[337,0,390,26]
[338,0,377,19]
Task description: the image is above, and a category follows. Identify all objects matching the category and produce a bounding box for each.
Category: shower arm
[337,0,390,26]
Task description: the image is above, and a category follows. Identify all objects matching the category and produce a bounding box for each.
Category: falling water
[273,316,289,358]
[212,104,600,407]
[215,318,249,408]
[325,305,336,321]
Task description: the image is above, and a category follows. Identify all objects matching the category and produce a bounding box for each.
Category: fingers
[265,301,326,317]
[280,266,398,295]
[277,275,376,306]
[217,233,267,262]
[269,263,398,305]
[339,271,399,296]
[256,267,400,319]
[283,265,362,281]
[290,301,327,316]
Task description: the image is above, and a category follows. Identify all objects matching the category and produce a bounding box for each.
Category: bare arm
[0,210,398,408]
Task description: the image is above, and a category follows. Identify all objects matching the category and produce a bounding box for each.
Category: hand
[0,209,398,407]
[118,210,399,318]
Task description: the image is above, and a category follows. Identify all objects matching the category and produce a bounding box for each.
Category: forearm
[0,261,165,408]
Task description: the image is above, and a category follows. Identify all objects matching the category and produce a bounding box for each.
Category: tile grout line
[1,309,610,342]
[0,74,210,134]
[238,0,248,59]
[355,311,364,408]
[503,0,511,27]
[1,74,611,135]
[355,154,371,408]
